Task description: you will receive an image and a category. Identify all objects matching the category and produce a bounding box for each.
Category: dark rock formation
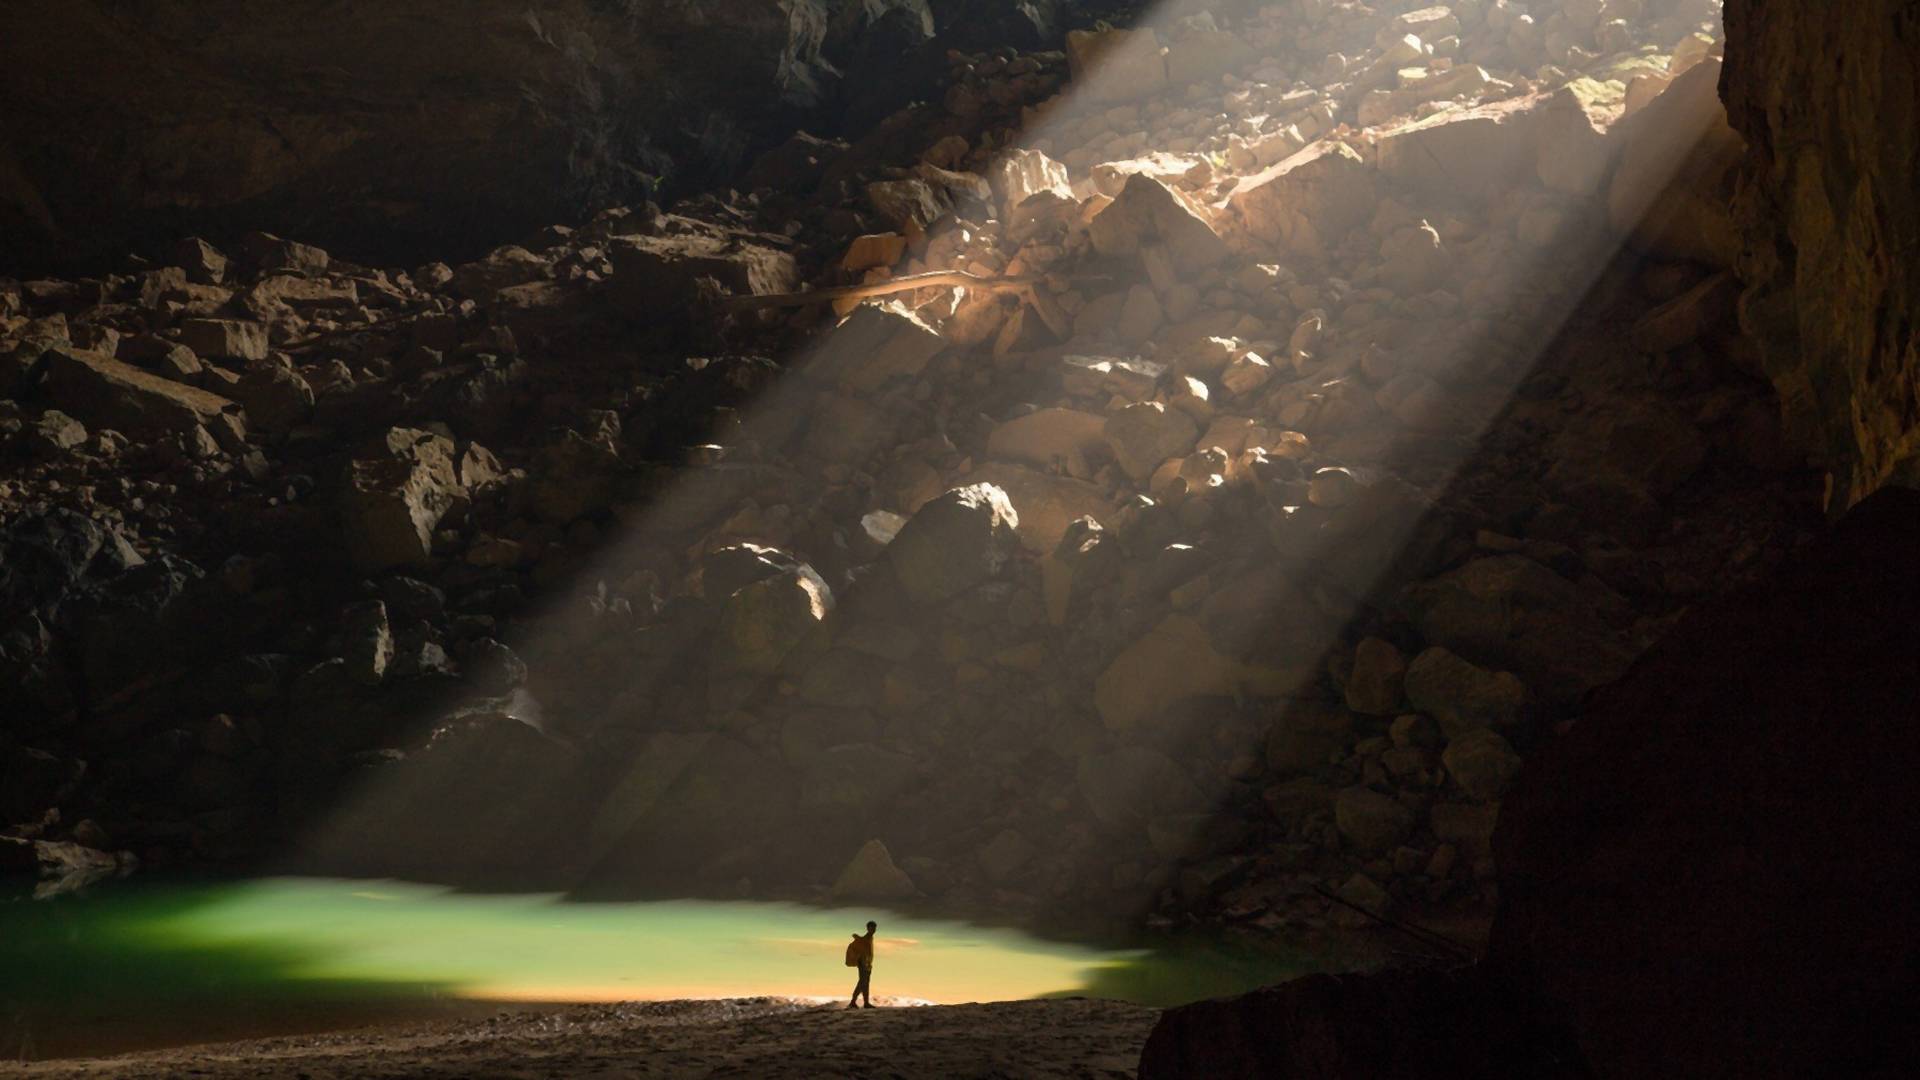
[1723,0,1920,510]
[0,0,838,274]
[1489,486,1920,1079]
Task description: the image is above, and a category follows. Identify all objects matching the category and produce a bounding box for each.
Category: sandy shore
[2,997,1160,1079]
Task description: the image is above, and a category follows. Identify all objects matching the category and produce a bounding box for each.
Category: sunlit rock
[966,462,1111,554]
[1088,174,1229,273]
[886,483,1020,603]
[806,300,946,394]
[1104,402,1199,483]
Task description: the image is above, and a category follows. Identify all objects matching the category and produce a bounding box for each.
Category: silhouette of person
[848,920,877,1008]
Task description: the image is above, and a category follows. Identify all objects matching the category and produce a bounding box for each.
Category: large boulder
[39,347,241,439]
[1228,141,1378,258]
[1400,556,1632,700]
[1087,174,1229,273]
[1093,615,1302,733]
[339,427,464,571]
[885,483,1019,603]
[805,301,945,394]
[607,231,798,319]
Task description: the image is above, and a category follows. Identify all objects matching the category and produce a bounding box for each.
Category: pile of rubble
[2,0,1807,939]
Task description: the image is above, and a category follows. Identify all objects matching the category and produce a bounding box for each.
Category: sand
[1,997,1160,1079]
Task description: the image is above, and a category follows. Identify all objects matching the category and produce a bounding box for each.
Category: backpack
[844,936,862,967]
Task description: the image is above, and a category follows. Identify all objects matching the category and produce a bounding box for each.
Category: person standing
[846,920,877,1008]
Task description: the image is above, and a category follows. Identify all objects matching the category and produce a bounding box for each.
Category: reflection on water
[0,877,1353,1060]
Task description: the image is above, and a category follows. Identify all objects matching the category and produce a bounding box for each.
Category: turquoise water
[0,877,1345,1060]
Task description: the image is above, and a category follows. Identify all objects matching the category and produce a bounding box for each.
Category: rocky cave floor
[1,0,1818,1064]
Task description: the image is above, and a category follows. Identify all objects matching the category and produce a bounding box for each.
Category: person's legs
[851,964,870,1007]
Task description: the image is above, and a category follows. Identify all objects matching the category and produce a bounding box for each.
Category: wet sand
[2,997,1160,1079]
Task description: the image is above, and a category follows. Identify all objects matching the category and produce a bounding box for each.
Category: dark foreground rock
[1138,967,1588,1079]
[1489,485,1920,1079]
[1140,488,1920,1079]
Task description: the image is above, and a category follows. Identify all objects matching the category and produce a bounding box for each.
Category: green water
[0,877,1342,1060]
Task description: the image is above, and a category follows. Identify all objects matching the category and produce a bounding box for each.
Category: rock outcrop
[1723,0,1920,511]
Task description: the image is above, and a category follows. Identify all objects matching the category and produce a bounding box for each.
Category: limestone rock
[985,407,1108,470]
[340,428,463,571]
[1345,637,1407,716]
[1094,614,1300,732]
[1402,556,1633,699]
[886,483,1019,603]
[1608,59,1741,268]
[1087,174,1229,274]
[229,356,314,434]
[1403,646,1528,739]
[807,301,945,394]
[1335,786,1415,854]
[831,838,916,901]
[967,462,1112,554]
[607,232,798,319]
[40,347,241,438]
[1104,402,1199,483]
[1442,728,1522,802]
[713,565,833,676]
[1376,94,1548,198]
[177,318,269,362]
[1230,141,1378,257]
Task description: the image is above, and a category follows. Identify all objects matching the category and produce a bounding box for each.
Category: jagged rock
[40,347,242,438]
[339,428,463,571]
[607,232,798,319]
[1534,77,1624,195]
[229,355,314,434]
[449,245,549,300]
[27,409,86,455]
[1104,402,1199,483]
[528,427,620,522]
[806,301,945,393]
[1345,636,1407,716]
[1088,174,1229,273]
[988,148,1071,215]
[840,232,906,271]
[831,837,916,900]
[865,178,950,231]
[177,318,269,362]
[1442,728,1522,801]
[1229,141,1377,258]
[885,483,1019,603]
[1334,785,1415,854]
[1402,646,1527,738]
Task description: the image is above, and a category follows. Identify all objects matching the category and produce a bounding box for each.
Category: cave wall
[0,0,838,273]
[1722,0,1920,510]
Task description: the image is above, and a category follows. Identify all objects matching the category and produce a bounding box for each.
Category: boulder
[712,565,833,676]
[1064,26,1167,102]
[1104,402,1199,483]
[40,347,241,438]
[1075,746,1203,830]
[966,462,1112,554]
[1442,728,1522,802]
[1345,636,1407,715]
[228,356,314,434]
[1376,94,1548,199]
[806,301,945,393]
[1402,646,1527,738]
[177,318,269,362]
[831,838,916,901]
[1607,59,1741,268]
[885,483,1019,603]
[1334,785,1415,854]
[1401,556,1632,700]
[985,407,1108,470]
[607,232,798,319]
[1094,615,1301,732]
[339,428,463,571]
[1229,141,1377,258]
[1087,174,1229,274]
